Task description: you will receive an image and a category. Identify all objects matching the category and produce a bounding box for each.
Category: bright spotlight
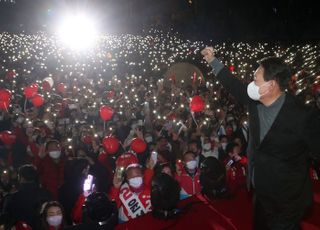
[57,12,99,51]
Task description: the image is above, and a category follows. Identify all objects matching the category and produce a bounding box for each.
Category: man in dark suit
[201,47,320,230]
[2,164,52,229]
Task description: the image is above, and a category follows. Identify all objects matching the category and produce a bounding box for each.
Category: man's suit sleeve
[303,108,320,159]
[210,59,249,105]
[2,193,13,215]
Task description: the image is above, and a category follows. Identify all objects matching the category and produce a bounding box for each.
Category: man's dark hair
[82,192,118,227]
[188,139,202,150]
[225,142,239,154]
[258,57,291,91]
[151,173,180,219]
[200,157,228,199]
[18,164,39,183]
[218,135,228,142]
[182,151,197,158]
[45,139,60,151]
[153,162,175,176]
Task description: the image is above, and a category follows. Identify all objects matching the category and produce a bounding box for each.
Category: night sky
[0,0,319,41]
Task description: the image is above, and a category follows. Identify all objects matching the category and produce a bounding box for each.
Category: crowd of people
[0,29,319,229]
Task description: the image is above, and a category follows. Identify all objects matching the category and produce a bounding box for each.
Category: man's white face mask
[247,81,270,101]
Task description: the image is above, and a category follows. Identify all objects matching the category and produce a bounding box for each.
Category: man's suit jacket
[214,67,320,213]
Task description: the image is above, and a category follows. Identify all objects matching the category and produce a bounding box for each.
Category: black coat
[215,67,320,213]
[2,182,52,228]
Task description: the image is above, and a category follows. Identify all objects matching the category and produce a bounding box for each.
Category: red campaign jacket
[224,156,247,194]
[109,168,154,222]
[71,193,86,224]
[115,194,238,230]
[34,155,65,199]
[175,167,201,198]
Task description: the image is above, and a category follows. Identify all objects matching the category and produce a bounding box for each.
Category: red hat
[116,153,138,169]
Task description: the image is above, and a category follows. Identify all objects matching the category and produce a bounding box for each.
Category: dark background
[0,0,319,41]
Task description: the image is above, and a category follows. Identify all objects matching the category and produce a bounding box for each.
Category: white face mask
[221,143,227,150]
[47,215,62,227]
[49,150,61,159]
[203,143,211,151]
[128,176,143,188]
[186,160,197,170]
[145,136,153,143]
[247,81,269,101]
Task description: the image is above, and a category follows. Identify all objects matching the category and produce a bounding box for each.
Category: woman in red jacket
[175,151,201,199]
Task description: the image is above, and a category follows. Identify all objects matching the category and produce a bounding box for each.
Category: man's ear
[269,80,279,91]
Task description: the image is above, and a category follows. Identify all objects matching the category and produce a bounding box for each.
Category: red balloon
[229,65,235,72]
[102,136,119,154]
[190,95,205,112]
[42,80,51,92]
[131,138,147,154]
[0,89,12,102]
[116,153,138,168]
[57,83,66,94]
[24,84,38,98]
[0,131,16,145]
[32,94,44,107]
[100,105,114,121]
[0,101,9,110]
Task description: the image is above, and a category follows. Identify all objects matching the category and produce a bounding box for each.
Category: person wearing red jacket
[35,140,65,199]
[175,151,201,200]
[224,142,247,194]
[109,161,154,223]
